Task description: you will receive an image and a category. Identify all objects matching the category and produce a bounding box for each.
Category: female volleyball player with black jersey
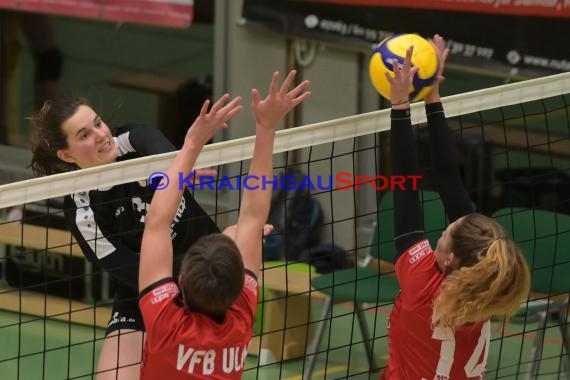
[381,35,530,379]
[29,101,225,379]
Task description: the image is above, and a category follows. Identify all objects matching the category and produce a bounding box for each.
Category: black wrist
[425,102,444,115]
[391,108,411,120]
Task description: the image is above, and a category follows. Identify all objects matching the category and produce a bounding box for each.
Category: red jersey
[139,272,258,379]
[382,239,490,380]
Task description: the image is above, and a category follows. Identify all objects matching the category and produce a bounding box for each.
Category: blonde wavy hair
[432,213,531,328]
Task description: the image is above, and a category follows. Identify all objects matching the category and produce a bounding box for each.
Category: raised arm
[424,35,474,221]
[386,47,427,258]
[234,70,311,277]
[139,94,243,292]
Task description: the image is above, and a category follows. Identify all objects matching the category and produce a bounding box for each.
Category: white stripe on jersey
[72,192,116,259]
[115,132,134,157]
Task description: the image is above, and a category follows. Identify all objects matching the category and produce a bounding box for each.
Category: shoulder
[113,123,147,157]
[113,123,148,137]
[395,239,442,308]
[66,190,93,209]
[397,239,433,268]
[395,239,439,286]
[114,123,174,157]
[139,279,182,316]
[140,278,180,301]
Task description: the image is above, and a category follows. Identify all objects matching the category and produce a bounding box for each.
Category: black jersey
[64,124,219,293]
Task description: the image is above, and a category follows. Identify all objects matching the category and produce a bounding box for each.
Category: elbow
[144,207,162,229]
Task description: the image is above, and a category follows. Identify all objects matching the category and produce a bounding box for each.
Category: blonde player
[382,36,530,379]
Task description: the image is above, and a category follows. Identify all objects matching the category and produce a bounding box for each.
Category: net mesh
[0,72,570,379]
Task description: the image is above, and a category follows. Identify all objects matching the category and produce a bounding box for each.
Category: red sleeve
[139,278,180,331]
[395,239,442,309]
[232,271,258,324]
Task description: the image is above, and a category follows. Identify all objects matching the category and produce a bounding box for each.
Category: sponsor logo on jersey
[152,283,178,296]
[244,275,258,294]
[151,293,171,304]
[107,312,136,327]
[176,344,248,375]
[150,283,179,304]
[115,206,125,217]
[408,239,431,264]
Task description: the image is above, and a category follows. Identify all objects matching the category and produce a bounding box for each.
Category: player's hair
[432,213,530,328]
[29,97,89,176]
[180,233,245,320]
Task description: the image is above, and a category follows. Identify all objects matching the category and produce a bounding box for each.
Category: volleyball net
[1,72,570,379]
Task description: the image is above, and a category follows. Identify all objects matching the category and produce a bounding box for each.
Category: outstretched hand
[185,94,243,148]
[425,34,449,104]
[385,46,418,107]
[251,70,311,130]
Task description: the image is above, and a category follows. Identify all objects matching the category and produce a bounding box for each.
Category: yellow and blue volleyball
[369,34,439,102]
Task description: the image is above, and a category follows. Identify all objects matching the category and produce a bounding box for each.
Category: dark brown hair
[433,213,530,328]
[179,233,245,320]
[29,98,88,176]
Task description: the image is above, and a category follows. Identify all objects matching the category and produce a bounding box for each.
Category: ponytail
[433,215,530,328]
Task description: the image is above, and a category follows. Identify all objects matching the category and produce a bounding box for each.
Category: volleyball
[369,33,439,102]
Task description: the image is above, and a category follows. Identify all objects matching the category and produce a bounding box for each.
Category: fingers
[429,34,448,80]
[279,70,297,94]
[287,79,310,99]
[194,94,241,134]
[199,99,210,116]
[441,48,449,65]
[391,58,401,79]
[291,90,312,108]
[216,95,243,122]
[225,105,243,121]
[251,88,261,105]
[389,46,414,81]
[384,70,394,84]
[410,66,419,81]
[209,93,231,115]
[262,224,274,236]
[268,71,279,95]
[430,34,447,62]
[402,46,413,72]
[219,95,242,113]
[433,34,444,51]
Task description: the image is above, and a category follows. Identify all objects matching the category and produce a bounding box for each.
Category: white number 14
[432,320,490,379]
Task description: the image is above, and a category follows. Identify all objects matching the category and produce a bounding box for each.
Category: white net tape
[1,72,569,209]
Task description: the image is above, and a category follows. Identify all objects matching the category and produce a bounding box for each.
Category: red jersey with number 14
[381,239,490,380]
[139,272,258,379]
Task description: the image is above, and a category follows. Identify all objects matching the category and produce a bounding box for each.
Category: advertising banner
[242,0,570,73]
[0,0,194,28]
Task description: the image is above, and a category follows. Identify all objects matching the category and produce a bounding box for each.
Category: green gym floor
[0,303,568,380]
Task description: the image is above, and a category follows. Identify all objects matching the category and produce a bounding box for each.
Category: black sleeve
[390,108,427,260]
[425,103,475,221]
[64,195,141,292]
[114,124,176,157]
